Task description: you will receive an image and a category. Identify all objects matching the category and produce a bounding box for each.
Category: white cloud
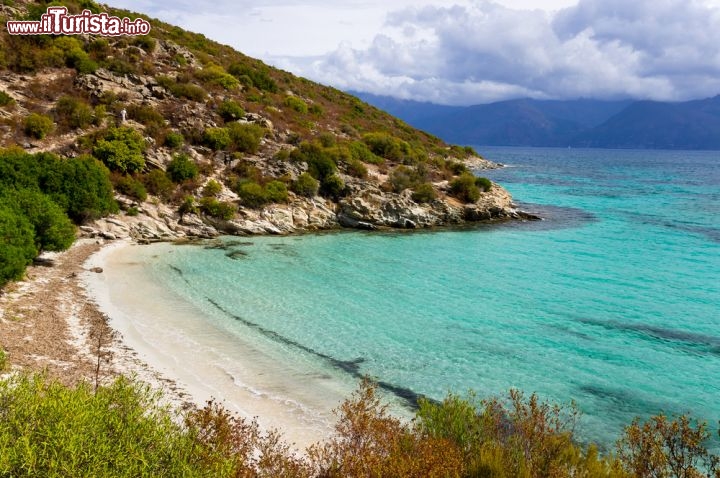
[106,0,720,104]
[287,0,720,104]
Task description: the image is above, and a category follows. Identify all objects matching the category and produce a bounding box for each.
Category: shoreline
[82,239,349,450]
[0,238,340,451]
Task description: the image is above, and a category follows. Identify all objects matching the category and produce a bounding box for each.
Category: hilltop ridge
[0,0,529,247]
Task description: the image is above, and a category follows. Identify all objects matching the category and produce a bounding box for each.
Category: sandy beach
[0,239,340,451]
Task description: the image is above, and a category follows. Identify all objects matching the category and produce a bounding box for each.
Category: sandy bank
[1,239,342,451]
[82,240,343,450]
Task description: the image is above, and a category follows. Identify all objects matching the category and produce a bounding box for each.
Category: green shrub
[1,189,75,253]
[23,113,54,139]
[0,349,6,372]
[445,160,468,175]
[475,176,493,192]
[49,155,118,222]
[236,181,268,208]
[320,174,345,199]
[113,175,148,202]
[203,127,231,151]
[0,90,14,107]
[93,105,106,126]
[309,103,323,116]
[265,180,288,203]
[133,35,156,52]
[142,169,175,200]
[164,131,184,148]
[349,141,383,165]
[317,132,335,148]
[196,64,239,90]
[126,206,139,216]
[157,76,206,101]
[166,154,199,183]
[291,143,336,180]
[388,165,422,193]
[227,63,278,92]
[346,159,368,179]
[93,127,146,174]
[178,196,197,216]
[199,197,236,220]
[0,204,37,287]
[0,149,117,223]
[416,390,596,477]
[411,183,437,203]
[65,47,98,74]
[218,100,245,122]
[450,172,481,203]
[227,122,263,153]
[127,104,166,127]
[202,179,222,197]
[284,96,308,114]
[106,58,135,75]
[362,132,412,162]
[292,172,319,198]
[54,96,94,130]
[0,374,205,476]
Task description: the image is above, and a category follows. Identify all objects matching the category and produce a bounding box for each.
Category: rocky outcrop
[81,179,537,242]
[337,183,525,230]
[75,68,165,102]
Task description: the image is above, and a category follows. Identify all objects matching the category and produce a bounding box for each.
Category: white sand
[82,240,350,451]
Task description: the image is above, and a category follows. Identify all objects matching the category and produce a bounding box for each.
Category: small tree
[450,172,481,203]
[93,127,146,174]
[218,100,245,122]
[236,181,269,208]
[227,122,263,153]
[203,127,231,151]
[292,172,319,198]
[166,154,199,183]
[163,131,184,148]
[3,189,75,253]
[54,96,94,130]
[265,180,288,203]
[24,113,54,139]
[412,183,437,203]
[142,169,175,200]
[0,204,37,286]
[202,179,223,197]
[617,414,719,478]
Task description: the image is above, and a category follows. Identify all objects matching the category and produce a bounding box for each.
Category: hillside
[355,93,720,150]
[0,0,528,284]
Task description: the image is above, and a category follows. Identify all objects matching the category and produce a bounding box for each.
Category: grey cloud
[291,0,720,105]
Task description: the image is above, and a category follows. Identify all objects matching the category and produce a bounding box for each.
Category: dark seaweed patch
[578,318,720,356]
[579,384,661,417]
[225,250,248,260]
[206,298,430,409]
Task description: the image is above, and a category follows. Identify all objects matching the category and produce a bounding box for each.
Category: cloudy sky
[106,0,720,105]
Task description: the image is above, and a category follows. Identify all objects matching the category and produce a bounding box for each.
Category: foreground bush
[0,149,117,222]
[0,375,717,477]
[0,375,193,477]
[0,188,76,253]
[0,204,36,287]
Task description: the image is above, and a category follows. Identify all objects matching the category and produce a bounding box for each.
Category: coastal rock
[339,188,442,229]
[462,155,504,170]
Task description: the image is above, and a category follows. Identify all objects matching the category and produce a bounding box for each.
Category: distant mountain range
[352,92,720,150]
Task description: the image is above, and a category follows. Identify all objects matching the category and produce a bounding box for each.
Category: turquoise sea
[137,147,719,448]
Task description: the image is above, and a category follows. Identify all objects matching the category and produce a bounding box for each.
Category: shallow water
[124,147,719,448]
